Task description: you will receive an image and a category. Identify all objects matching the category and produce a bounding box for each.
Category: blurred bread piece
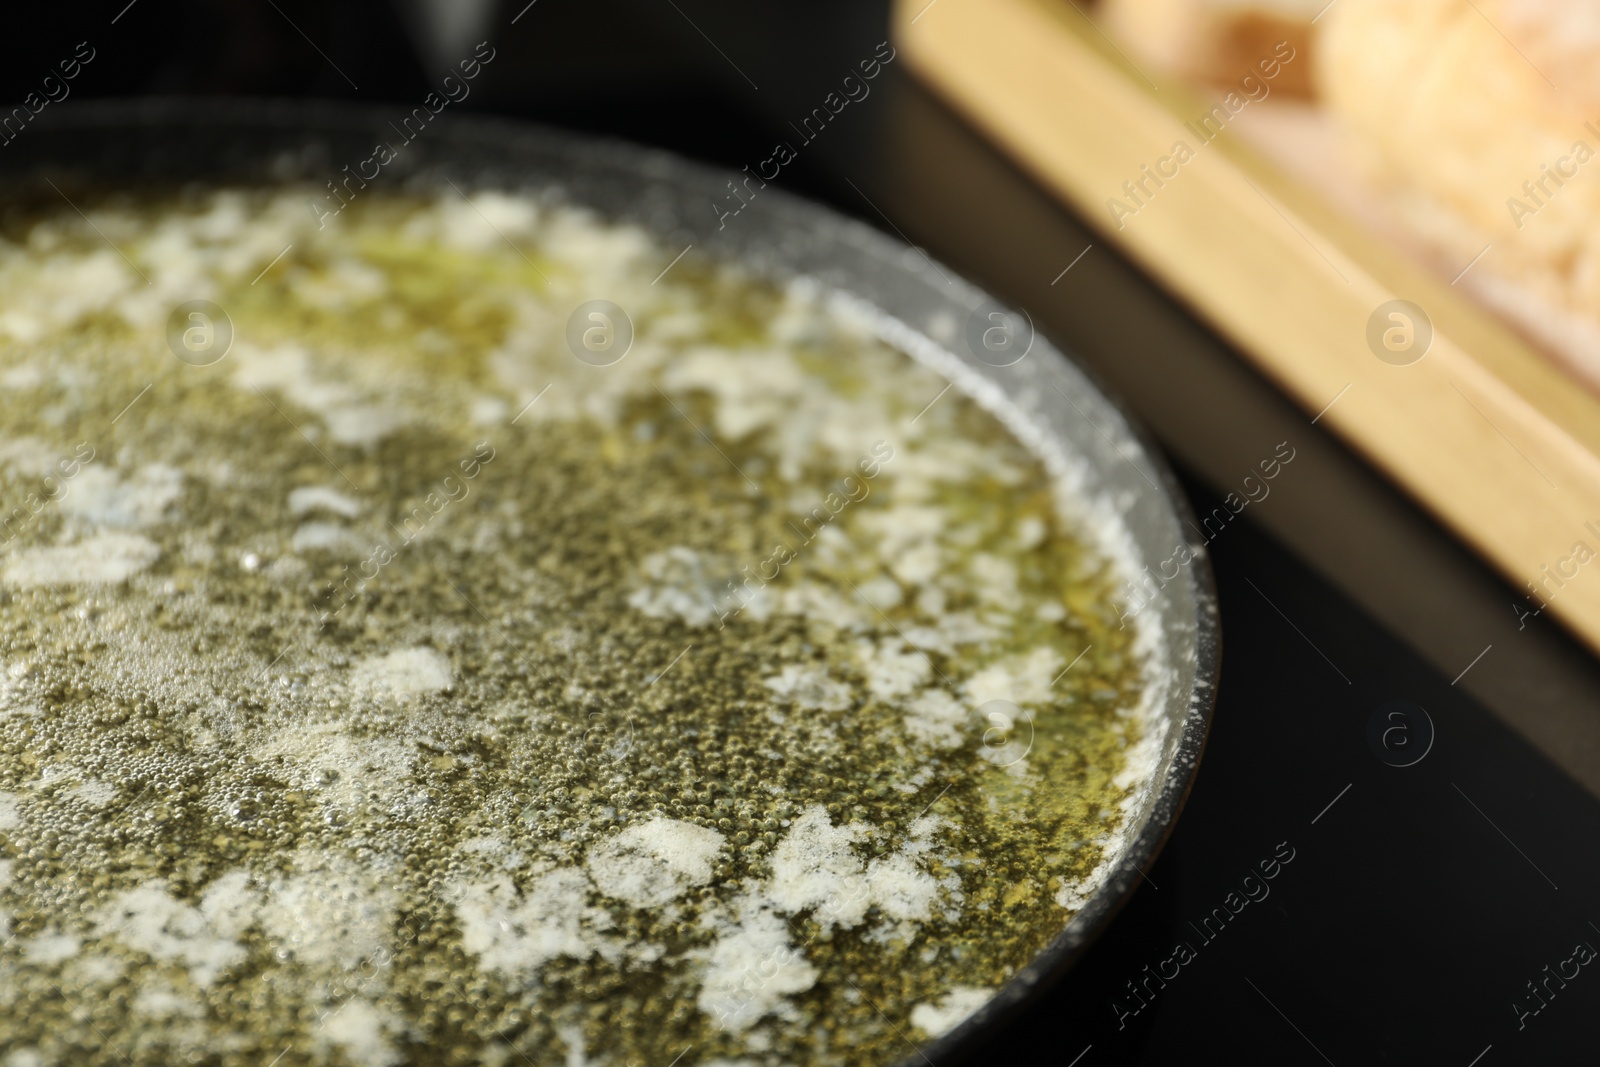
[1101,0,1320,95]
[1319,0,1600,388]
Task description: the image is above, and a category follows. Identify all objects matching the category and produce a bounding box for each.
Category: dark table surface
[9,1,1600,1062]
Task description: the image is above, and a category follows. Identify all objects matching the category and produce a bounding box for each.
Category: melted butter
[0,188,1147,1066]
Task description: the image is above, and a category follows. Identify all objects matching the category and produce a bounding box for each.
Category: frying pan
[2,98,1220,1065]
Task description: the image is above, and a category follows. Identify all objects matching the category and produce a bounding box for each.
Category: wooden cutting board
[894,0,1600,658]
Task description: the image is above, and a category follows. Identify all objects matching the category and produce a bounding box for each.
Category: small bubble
[240,553,261,572]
